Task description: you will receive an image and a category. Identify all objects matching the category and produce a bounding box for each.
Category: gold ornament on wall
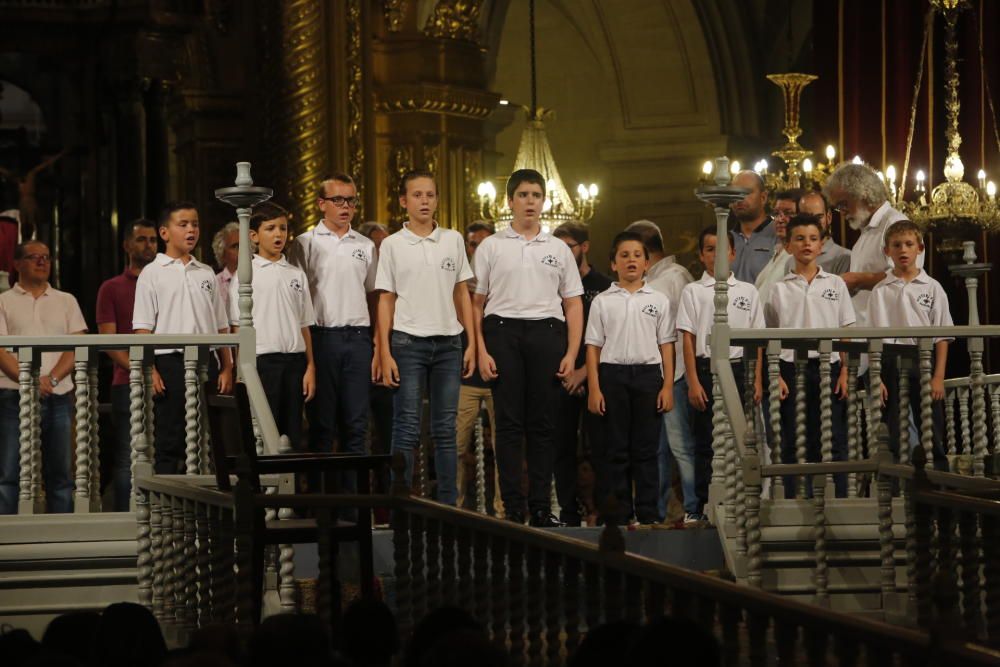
[424,0,483,43]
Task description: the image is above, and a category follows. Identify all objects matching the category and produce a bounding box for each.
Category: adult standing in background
[212,222,240,315]
[796,191,851,275]
[729,170,775,285]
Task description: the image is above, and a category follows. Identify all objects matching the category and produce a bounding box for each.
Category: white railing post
[130,345,153,511]
[74,346,92,512]
[183,345,201,476]
[88,357,100,510]
[969,337,987,476]
[17,347,39,514]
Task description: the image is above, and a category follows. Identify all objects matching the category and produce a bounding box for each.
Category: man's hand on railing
[688,378,709,411]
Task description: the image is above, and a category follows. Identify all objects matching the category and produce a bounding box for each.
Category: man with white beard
[823,163,923,325]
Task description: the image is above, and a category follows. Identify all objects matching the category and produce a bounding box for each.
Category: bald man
[796,191,851,275]
[729,170,775,284]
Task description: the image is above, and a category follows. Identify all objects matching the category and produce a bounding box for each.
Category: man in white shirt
[823,162,922,325]
[754,189,799,304]
[473,169,584,526]
[0,241,87,513]
[213,222,239,314]
[287,173,377,456]
[624,220,696,524]
[376,171,474,505]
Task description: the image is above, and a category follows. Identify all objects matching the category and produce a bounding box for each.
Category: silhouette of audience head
[342,598,399,667]
[405,607,492,667]
[41,611,100,664]
[625,615,720,666]
[248,614,347,667]
[568,620,640,667]
[92,602,167,667]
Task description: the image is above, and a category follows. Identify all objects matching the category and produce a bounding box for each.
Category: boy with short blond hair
[766,215,855,497]
[676,226,763,520]
[868,220,952,469]
[229,201,316,451]
[133,201,233,474]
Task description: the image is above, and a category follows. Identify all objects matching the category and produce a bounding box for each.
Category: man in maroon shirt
[95,219,158,510]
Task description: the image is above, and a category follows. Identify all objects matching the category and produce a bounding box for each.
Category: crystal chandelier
[476,0,599,232]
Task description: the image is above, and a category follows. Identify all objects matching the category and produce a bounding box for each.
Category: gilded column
[270,0,329,231]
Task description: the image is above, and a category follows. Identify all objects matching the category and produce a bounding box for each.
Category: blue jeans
[309,326,372,454]
[390,331,462,506]
[657,376,698,517]
[110,384,133,511]
[0,390,73,514]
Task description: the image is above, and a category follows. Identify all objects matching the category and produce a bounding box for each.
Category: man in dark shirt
[552,222,612,525]
[95,219,158,510]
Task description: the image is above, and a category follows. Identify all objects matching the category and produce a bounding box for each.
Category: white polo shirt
[645,256,693,382]
[0,284,87,394]
[374,223,473,337]
[755,245,791,305]
[765,269,856,362]
[676,272,764,360]
[133,253,229,354]
[868,269,953,344]
[585,283,675,367]
[287,223,376,328]
[229,255,316,354]
[850,201,923,325]
[474,228,583,320]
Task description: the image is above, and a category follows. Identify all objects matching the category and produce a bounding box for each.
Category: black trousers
[552,383,601,523]
[778,359,847,497]
[692,358,745,512]
[596,363,663,524]
[483,315,565,516]
[153,353,218,475]
[881,354,949,470]
[257,352,307,452]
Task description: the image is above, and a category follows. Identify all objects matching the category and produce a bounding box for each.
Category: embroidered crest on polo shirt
[732,295,752,312]
[200,280,213,293]
[351,248,368,262]
[641,304,660,317]
[916,293,934,309]
[820,288,839,302]
[540,254,561,268]
[290,278,303,293]
[440,257,456,272]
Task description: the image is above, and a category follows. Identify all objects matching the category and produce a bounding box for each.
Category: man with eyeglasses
[754,188,801,304]
[288,173,378,459]
[0,241,87,514]
[796,191,851,275]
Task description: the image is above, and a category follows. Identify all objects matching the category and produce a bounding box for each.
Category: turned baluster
[744,427,763,588]
[933,505,962,640]
[205,505,221,622]
[172,496,188,627]
[713,360,735,523]
[767,340,784,498]
[525,546,543,667]
[719,604,741,665]
[835,634,860,667]
[804,627,828,667]
[696,595,715,637]
[197,354,213,475]
[87,360,100,509]
[563,558,583,656]
[392,509,412,637]
[959,386,971,457]
[794,350,808,498]
[410,514,427,624]
[774,620,797,665]
[583,561,601,632]
[919,339,936,466]
[73,348,92,511]
[474,408,487,513]
[990,385,1000,460]
[161,494,176,625]
[812,474,829,605]
[969,337,988,476]
[898,354,911,465]
[471,530,488,622]
[981,514,1000,644]
[136,485,153,609]
[218,507,237,624]
[624,574,642,625]
[234,488,256,628]
[316,509,334,630]
[873,424,896,603]
[747,611,768,667]
[845,351,860,497]
[912,447,933,629]
[425,518,442,612]
[508,541,526,665]
[17,348,37,514]
[958,510,982,640]
[439,522,456,607]
[196,502,211,627]
[183,346,201,475]
[179,498,196,629]
[150,490,164,621]
[868,340,884,456]
[945,387,958,458]
[544,552,562,667]
[277,487,296,614]
[30,359,41,510]
[490,537,508,645]
[129,347,150,512]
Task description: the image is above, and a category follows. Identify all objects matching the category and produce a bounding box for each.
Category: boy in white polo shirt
[133,201,234,474]
[287,173,377,457]
[765,215,855,497]
[473,169,584,526]
[676,226,764,521]
[229,201,316,451]
[375,171,474,505]
[868,220,952,470]
[585,231,675,526]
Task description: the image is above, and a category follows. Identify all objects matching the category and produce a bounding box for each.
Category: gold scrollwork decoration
[375,83,500,119]
[347,0,365,220]
[423,0,483,42]
[384,0,405,32]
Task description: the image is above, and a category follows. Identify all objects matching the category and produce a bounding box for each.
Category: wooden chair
[204,381,391,625]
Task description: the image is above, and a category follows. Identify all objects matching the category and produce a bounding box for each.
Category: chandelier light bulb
[542,198,553,212]
[589,183,598,198]
[852,155,863,165]
[802,158,813,173]
[730,160,741,175]
[477,182,488,198]
[885,165,896,184]
[988,181,997,198]
[978,169,987,180]
[825,145,836,162]
[702,160,713,176]
[577,183,588,200]
[916,170,925,182]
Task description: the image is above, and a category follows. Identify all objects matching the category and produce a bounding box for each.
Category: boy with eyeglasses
[287,173,378,458]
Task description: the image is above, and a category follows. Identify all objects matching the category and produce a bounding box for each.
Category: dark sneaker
[529,511,564,528]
